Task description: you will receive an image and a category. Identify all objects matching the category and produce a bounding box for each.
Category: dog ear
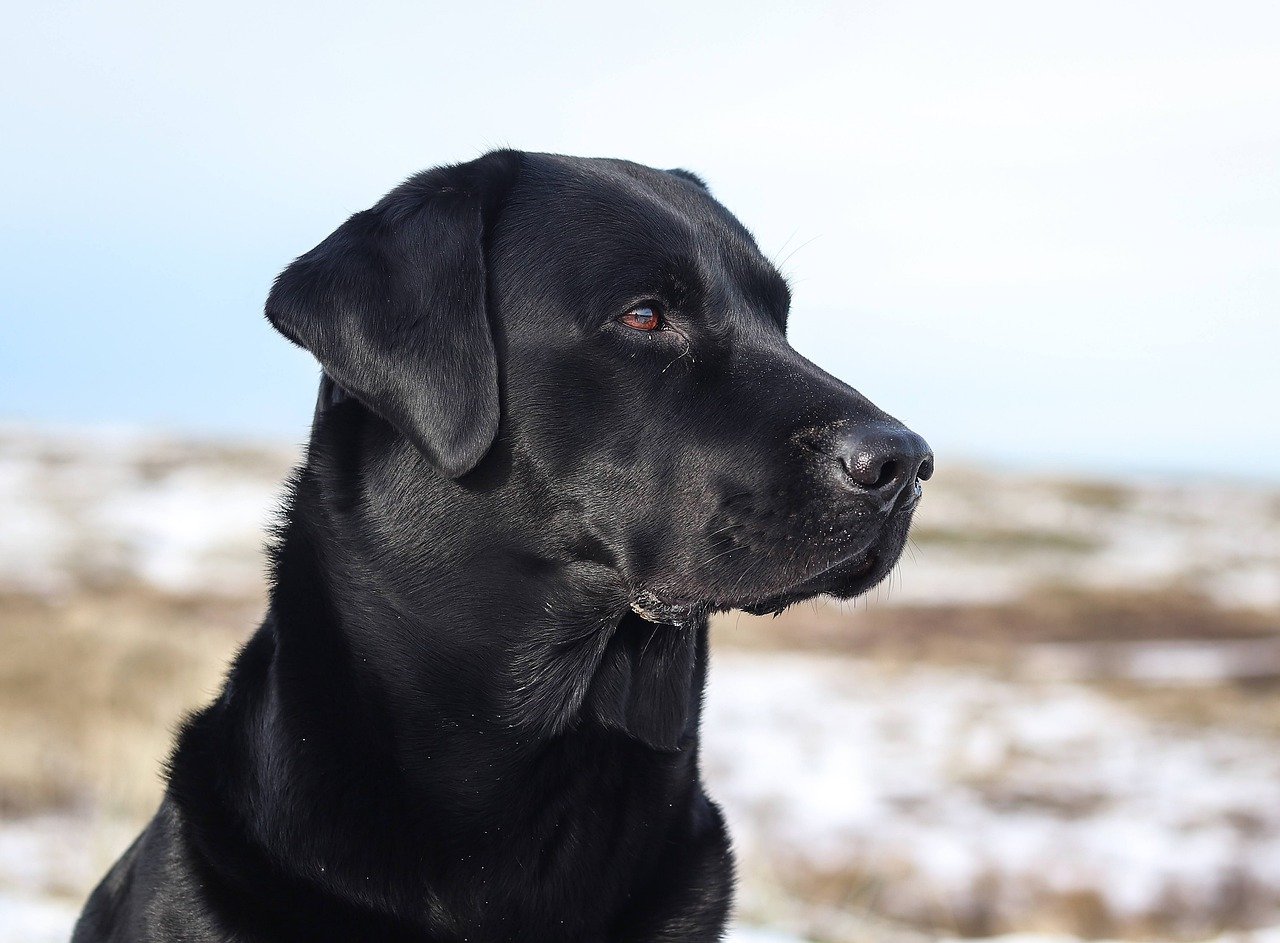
[267,150,522,478]
[667,168,710,193]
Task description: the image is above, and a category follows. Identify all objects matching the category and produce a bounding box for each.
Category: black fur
[74,150,931,942]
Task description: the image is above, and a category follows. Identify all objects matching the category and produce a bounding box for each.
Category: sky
[2,1,1277,479]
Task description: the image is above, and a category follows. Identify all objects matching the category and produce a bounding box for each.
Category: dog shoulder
[72,801,227,943]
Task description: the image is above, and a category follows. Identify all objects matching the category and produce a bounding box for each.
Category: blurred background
[2,2,1277,941]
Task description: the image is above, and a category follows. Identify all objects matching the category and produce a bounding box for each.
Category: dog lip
[848,551,878,578]
[638,520,901,618]
[894,479,924,513]
[833,551,886,597]
[803,538,880,584]
[797,547,878,594]
[629,590,701,626]
[732,545,885,614]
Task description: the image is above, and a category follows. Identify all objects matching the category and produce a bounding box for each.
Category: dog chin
[631,518,915,623]
[738,527,911,616]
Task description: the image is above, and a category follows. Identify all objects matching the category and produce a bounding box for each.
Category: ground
[2,427,1278,942]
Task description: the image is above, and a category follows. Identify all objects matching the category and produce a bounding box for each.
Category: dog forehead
[495,154,785,308]
[507,154,706,244]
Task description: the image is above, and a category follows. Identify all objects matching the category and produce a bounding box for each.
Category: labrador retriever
[73,150,932,942]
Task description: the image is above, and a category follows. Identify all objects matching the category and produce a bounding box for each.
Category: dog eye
[617,304,664,332]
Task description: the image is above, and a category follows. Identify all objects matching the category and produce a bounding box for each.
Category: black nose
[837,425,933,505]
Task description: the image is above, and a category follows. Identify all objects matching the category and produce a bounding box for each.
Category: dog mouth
[738,546,885,616]
[628,591,705,627]
[629,537,895,626]
[626,483,924,625]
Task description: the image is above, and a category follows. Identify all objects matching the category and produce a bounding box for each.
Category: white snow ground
[2,428,1279,940]
[4,426,1279,609]
[0,427,289,597]
[5,651,1278,941]
[704,652,1280,933]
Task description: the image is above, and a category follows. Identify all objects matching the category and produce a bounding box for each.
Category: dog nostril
[840,453,905,492]
[872,460,900,490]
[836,427,932,499]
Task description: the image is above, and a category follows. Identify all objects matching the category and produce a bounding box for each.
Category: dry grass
[1048,479,1134,512]
[0,588,257,820]
[24,581,1254,816]
[3,580,1278,938]
[909,526,1102,556]
[762,856,1273,942]
[713,585,1279,660]
[712,586,1280,735]
[1101,678,1280,737]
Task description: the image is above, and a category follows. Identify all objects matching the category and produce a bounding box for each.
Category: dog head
[268,150,932,622]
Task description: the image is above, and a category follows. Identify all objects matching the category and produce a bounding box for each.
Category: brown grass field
[2,430,1278,940]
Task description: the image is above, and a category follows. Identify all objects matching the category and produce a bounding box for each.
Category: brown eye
[618,304,664,332]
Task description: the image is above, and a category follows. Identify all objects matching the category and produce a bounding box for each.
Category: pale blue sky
[3,1,1277,478]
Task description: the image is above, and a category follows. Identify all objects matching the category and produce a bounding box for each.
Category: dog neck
[283,408,706,754]
[165,409,712,932]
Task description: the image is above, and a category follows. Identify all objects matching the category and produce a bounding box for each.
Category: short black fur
[74,150,931,942]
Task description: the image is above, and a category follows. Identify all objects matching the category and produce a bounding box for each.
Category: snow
[1020,638,1280,684]
[703,652,1280,930]
[0,427,291,596]
[898,469,1280,610]
[12,650,1278,938]
[0,893,77,943]
[2,429,1279,938]
[4,429,1279,610]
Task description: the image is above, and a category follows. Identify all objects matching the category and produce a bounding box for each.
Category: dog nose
[837,425,933,505]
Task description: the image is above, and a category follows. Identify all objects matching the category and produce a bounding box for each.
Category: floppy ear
[267,150,522,478]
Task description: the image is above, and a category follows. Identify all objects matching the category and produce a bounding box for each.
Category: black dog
[74,151,931,942]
